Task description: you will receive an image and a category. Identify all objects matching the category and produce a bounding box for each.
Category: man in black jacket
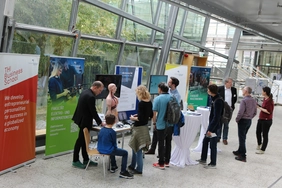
[217,78,237,145]
[197,84,224,169]
[72,81,106,169]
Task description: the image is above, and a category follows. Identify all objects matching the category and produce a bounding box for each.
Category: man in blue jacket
[197,84,224,169]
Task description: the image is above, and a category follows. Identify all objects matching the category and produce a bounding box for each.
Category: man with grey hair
[217,78,237,145]
[233,86,257,162]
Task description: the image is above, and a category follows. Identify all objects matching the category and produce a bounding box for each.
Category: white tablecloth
[170,113,201,167]
[193,107,210,152]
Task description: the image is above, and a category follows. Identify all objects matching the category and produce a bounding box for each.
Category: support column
[0,0,7,51]
[201,17,210,46]
[156,5,179,75]
[223,28,242,80]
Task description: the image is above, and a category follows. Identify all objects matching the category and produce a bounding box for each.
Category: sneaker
[204,163,216,169]
[153,162,165,170]
[256,145,262,150]
[128,165,134,171]
[255,150,264,154]
[83,160,98,167]
[196,159,206,165]
[164,163,170,167]
[119,170,134,179]
[110,166,118,173]
[232,151,239,156]
[235,156,246,162]
[72,161,86,169]
[145,149,155,155]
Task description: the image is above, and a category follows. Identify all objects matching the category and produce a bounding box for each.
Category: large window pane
[77,2,118,38]
[121,19,152,43]
[121,45,155,85]
[14,0,71,30]
[12,30,73,131]
[183,12,205,43]
[77,39,120,88]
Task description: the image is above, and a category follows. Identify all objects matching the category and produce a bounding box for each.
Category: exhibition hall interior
[1,0,282,187]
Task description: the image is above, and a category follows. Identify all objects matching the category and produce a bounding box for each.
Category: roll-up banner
[45,56,85,157]
[0,53,39,174]
[187,66,211,109]
[115,66,142,120]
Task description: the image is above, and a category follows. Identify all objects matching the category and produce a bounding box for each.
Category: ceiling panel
[181,0,282,42]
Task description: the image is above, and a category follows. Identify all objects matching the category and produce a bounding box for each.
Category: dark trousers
[157,126,173,165]
[201,135,217,165]
[256,119,272,151]
[73,127,89,162]
[150,129,158,151]
[237,119,252,158]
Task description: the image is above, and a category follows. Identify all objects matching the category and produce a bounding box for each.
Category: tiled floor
[1,104,282,188]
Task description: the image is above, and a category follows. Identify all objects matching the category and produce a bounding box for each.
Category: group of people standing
[198,78,274,168]
[70,75,274,179]
[71,76,181,179]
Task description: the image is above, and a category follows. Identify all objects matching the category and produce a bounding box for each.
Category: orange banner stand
[0,54,39,175]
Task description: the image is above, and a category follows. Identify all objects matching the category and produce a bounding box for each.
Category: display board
[45,56,85,157]
[0,53,39,174]
[187,66,211,109]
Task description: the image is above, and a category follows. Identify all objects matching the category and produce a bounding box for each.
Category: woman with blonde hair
[128,85,153,174]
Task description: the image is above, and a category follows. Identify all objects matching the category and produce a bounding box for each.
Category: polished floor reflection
[1,104,282,188]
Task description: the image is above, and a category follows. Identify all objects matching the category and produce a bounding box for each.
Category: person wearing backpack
[145,77,181,155]
[217,78,237,145]
[197,84,224,169]
[151,82,173,169]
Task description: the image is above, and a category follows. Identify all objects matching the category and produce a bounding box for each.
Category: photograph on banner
[164,64,188,103]
[0,53,39,174]
[45,56,85,156]
[187,66,211,109]
[115,66,142,112]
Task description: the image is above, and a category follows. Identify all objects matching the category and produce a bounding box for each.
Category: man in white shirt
[217,78,237,145]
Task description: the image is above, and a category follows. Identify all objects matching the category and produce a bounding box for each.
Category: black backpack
[213,97,233,123]
[164,96,181,124]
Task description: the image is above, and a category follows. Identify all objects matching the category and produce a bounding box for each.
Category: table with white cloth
[193,107,210,152]
[170,112,202,167]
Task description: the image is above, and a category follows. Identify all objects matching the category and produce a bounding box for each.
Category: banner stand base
[43,150,73,160]
[0,158,35,175]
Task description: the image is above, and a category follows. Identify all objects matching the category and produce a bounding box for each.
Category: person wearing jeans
[197,84,223,169]
[97,114,133,179]
[128,85,153,174]
[233,86,257,162]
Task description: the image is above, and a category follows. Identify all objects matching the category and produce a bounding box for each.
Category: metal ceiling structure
[180,0,282,43]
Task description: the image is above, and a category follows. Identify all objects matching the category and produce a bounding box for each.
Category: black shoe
[145,149,155,155]
[110,166,118,173]
[119,170,134,179]
[196,159,206,165]
[128,165,134,171]
[235,156,246,162]
[232,151,239,156]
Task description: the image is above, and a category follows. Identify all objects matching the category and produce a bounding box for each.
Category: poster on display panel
[115,66,142,121]
[0,53,39,174]
[164,64,188,104]
[45,56,85,157]
[187,66,211,109]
